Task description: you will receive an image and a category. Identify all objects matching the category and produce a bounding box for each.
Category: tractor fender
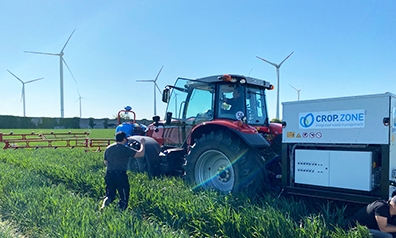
[127,135,161,176]
[232,129,270,148]
[189,123,270,149]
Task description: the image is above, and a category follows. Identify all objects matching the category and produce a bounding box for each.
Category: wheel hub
[217,166,231,182]
[195,150,235,193]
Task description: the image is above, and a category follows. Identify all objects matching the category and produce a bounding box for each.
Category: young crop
[0,162,188,237]
[0,129,372,237]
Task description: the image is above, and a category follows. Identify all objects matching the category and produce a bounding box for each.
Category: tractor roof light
[240,78,246,84]
[222,75,232,81]
[221,74,237,83]
[268,85,275,90]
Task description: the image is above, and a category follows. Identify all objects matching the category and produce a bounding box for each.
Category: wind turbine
[24,29,77,118]
[289,84,305,101]
[136,65,164,116]
[256,51,294,119]
[7,70,43,117]
[73,88,85,118]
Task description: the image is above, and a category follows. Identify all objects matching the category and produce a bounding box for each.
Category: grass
[0,129,373,237]
[0,162,187,238]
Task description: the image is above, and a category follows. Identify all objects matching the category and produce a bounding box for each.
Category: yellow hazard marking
[287,132,295,138]
[296,133,301,138]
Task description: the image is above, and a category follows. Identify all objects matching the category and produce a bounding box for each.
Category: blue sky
[0,0,395,121]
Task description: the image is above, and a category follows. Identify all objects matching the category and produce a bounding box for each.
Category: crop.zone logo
[298,109,365,129]
[300,113,314,128]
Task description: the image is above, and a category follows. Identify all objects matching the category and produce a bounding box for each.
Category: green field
[0,129,371,237]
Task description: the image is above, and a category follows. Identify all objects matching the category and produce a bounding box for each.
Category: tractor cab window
[185,87,214,125]
[218,84,245,120]
[165,78,189,120]
[217,84,268,124]
[165,78,214,123]
[246,86,267,125]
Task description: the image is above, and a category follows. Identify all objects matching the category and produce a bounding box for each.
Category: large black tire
[184,130,267,195]
[127,136,161,176]
[129,156,148,173]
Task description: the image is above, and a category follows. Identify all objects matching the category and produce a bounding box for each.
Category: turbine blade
[73,98,79,105]
[62,58,78,85]
[25,77,44,84]
[7,70,23,83]
[256,56,278,67]
[136,80,154,82]
[155,82,162,95]
[24,51,59,56]
[61,29,76,53]
[154,65,164,82]
[289,84,298,91]
[247,68,253,76]
[278,51,294,67]
[21,87,23,102]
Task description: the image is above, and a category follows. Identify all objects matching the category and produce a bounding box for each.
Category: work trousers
[369,229,393,238]
[103,170,130,211]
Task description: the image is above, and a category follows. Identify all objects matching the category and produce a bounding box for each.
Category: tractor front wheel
[184,130,267,195]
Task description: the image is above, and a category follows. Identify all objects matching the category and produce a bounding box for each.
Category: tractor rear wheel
[184,130,267,195]
[127,136,161,176]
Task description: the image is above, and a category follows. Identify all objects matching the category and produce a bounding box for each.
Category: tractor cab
[147,74,277,148]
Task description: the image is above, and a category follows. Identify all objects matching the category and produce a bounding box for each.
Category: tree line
[0,115,154,129]
[0,115,81,129]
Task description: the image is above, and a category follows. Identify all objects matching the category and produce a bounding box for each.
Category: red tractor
[129,74,282,194]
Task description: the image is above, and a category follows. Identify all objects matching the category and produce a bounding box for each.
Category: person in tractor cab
[347,196,396,237]
[220,85,244,119]
[101,131,145,211]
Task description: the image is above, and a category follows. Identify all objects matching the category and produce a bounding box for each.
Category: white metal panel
[295,149,374,191]
[295,150,329,186]
[389,96,396,195]
[282,93,392,144]
[329,151,372,191]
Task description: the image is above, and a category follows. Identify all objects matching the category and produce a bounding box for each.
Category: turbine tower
[136,65,164,116]
[289,84,305,101]
[7,70,43,117]
[74,88,85,118]
[256,51,294,119]
[25,29,77,118]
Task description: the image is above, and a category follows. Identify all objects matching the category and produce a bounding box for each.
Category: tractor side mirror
[162,88,170,103]
[165,112,172,125]
[152,115,160,123]
[152,115,161,132]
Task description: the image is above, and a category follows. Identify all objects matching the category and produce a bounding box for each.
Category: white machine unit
[282,93,396,202]
[282,93,393,145]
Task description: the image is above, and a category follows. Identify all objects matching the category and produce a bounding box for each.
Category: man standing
[101,131,145,211]
[349,196,396,238]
